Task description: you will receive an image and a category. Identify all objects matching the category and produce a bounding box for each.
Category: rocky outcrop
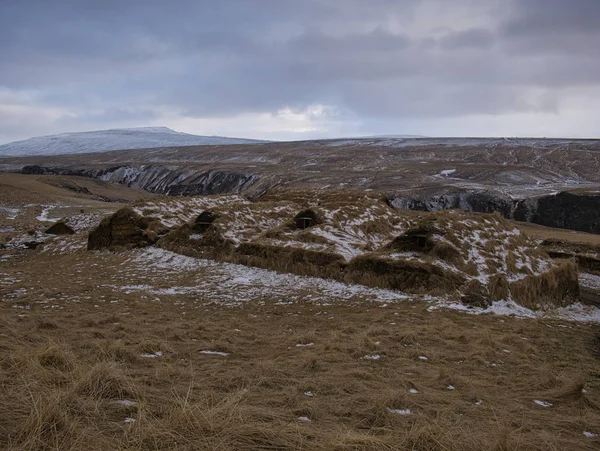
[514,192,600,234]
[21,164,261,197]
[390,190,516,218]
[390,190,600,234]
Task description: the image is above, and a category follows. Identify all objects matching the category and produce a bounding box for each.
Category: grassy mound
[88,207,168,251]
[88,191,581,309]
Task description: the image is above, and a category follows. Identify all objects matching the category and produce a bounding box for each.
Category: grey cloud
[500,0,600,56]
[503,0,600,35]
[0,0,599,140]
[439,28,495,49]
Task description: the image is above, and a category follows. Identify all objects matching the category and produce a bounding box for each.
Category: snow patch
[199,350,229,356]
[140,351,163,358]
[363,354,382,360]
[439,169,456,177]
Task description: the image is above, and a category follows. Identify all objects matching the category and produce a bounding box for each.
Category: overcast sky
[1,0,599,143]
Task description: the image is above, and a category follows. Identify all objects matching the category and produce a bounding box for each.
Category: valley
[3,137,600,233]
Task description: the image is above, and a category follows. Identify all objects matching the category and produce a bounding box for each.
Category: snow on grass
[418,356,428,361]
[124,417,136,423]
[534,400,553,407]
[127,194,557,307]
[199,350,229,356]
[116,400,136,407]
[297,416,311,422]
[427,299,600,323]
[0,273,23,285]
[427,298,600,323]
[304,391,314,397]
[4,231,52,250]
[439,169,456,177]
[219,203,297,244]
[36,205,63,222]
[120,248,412,306]
[140,351,163,358]
[133,195,248,228]
[40,236,87,255]
[583,431,598,439]
[295,343,314,347]
[0,206,21,220]
[409,388,419,394]
[362,354,383,360]
[66,212,107,231]
[308,226,364,261]
[579,272,600,291]
[110,246,600,323]
[387,408,412,415]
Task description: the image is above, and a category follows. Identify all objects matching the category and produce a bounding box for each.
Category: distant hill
[0,127,266,156]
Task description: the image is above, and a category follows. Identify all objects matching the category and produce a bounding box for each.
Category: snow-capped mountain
[0,127,266,157]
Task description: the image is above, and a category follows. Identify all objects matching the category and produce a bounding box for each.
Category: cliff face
[514,192,600,233]
[97,166,259,196]
[390,190,600,234]
[390,191,516,218]
[22,164,261,197]
[19,164,600,234]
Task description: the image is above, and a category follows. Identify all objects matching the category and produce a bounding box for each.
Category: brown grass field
[0,242,599,450]
[1,174,600,450]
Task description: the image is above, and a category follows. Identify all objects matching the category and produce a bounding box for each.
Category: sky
[1,0,599,144]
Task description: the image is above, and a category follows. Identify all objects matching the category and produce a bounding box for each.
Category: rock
[390,190,600,235]
[461,293,492,309]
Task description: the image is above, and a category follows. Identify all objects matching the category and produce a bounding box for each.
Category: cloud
[0,0,598,143]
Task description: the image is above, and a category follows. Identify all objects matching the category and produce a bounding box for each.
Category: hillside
[0,127,266,157]
[3,137,600,233]
[0,175,599,449]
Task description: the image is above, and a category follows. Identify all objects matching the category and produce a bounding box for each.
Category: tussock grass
[510,259,580,309]
[346,255,465,293]
[89,190,581,310]
[74,362,136,400]
[3,293,599,450]
[88,207,169,250]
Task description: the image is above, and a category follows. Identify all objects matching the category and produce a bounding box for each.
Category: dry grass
[155,202,578,308]
[88,207,169,250]
[510,259,580,309]
[1,233,600,450]
[1,295,599,451]
[3,177,599,449]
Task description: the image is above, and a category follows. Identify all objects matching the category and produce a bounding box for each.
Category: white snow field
[0,127,265,156]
